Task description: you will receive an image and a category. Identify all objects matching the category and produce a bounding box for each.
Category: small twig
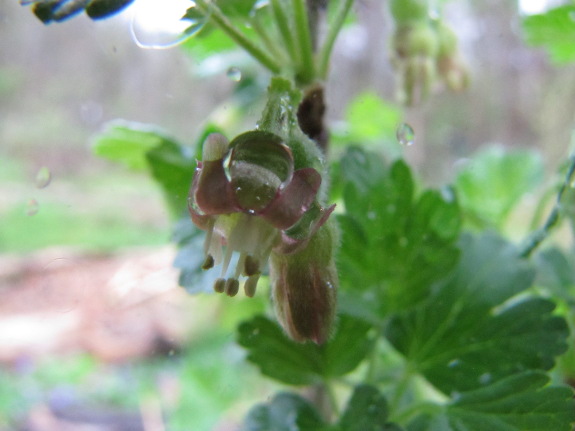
[519,153,575,259]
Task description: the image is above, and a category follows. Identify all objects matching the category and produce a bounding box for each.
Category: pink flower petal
[194,160,238,215]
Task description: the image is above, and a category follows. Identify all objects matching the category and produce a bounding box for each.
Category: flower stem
[318,0,354,79]
[520,153,575,259]
[271,0,300,69]
[250,13,288,64]
[195,0,281,74]
[293,0,316,85]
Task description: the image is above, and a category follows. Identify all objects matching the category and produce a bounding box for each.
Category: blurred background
[1,0,574,429]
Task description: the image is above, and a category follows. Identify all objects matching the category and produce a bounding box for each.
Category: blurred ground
[0,246,193,431]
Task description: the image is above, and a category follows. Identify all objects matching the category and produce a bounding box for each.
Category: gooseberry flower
[188,131,335,301]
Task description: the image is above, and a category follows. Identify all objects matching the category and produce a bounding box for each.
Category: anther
[202,254,215,270]
[225,278,240,297]
[243,255,260,276]
[213,278,226,293]
[244,274,260,298]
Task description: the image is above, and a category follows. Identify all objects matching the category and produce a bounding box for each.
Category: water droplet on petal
[131,0,206,49]
[226,67,242,82]
[479,373,492,384]
[396,122,415,146]
[26,199,39,216]
[35,167,52,189]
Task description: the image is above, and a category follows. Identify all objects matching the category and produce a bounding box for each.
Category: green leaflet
[237,314,375,386]
[92,120,195,217]
[408,372,575,431]
[522,5,575,64]
[337,147,461,318]
[386,233,569,395]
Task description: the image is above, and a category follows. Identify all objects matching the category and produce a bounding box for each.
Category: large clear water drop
[226,67,242,82]
[396,122,415,146]
[131,0,207,49]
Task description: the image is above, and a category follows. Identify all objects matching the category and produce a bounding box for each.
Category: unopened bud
[270,219,338,344]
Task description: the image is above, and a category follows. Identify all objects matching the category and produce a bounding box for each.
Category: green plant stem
[293,0,316,85]
[250,14,288,64]
[195,0,281,74]
[520,153,575,258]
[318,0,354,79]
[389,366,414,415]
[271,0,300,68]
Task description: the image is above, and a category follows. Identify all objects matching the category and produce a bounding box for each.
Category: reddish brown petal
[194,160,238,215]
[276,203,336,255]
[260,168,322,230]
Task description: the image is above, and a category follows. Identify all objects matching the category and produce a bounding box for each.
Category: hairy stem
[520,153,575,258]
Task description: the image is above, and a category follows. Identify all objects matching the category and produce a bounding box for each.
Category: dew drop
[396,122,415,146]
[130,0,207,49]
[448,358,460,368]
[35,167,52,189]
[26,199,39,216]
[479,373,492,384]
[226,67,242,82]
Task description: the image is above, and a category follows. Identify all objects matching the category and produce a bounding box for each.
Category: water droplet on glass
[396,122,415,146]
[226,67,242,82]
[26,199,39,216]
[131,0,207,49]
[35,167,52,189]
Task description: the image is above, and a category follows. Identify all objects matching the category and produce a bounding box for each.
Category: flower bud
[270,219,338,344]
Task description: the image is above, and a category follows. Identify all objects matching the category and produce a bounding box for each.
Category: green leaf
[93,120,195,216]
[408,372,575,431]
[454,146,544,229]
[237,314,375,385]
[386,233,569,395]
[243,393,329,431]
[337,148,461,317]
[535,246,575,303]
[339,385,404,431]
[522,5,575,63]
[334,93,402,153]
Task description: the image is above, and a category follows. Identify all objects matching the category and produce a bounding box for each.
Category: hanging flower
[188,131,335,299]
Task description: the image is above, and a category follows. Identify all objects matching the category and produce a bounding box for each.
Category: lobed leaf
[337,147,461,317]
[454,146,544,229]
[408,372,575,431]
[386,233,569,395]
[522,5,575,64]
[338,385,404,431]
[237,314,375,386]
[93,120,195,216]
[243,393,329,431]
